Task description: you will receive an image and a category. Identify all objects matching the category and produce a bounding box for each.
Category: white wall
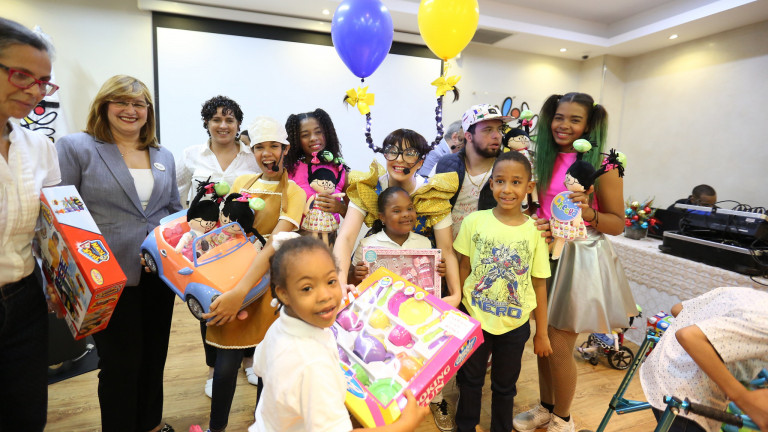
[442,43,580,133]
[618,21,768,208]
[6,0,154,135]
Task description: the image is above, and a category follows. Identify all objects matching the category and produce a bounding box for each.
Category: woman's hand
[568,188,592,208]
[314,191,347,215]
[436,258,447,277]
[532,216,553,244]
[202,289,247,326]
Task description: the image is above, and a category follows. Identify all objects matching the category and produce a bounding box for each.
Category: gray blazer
[56,132,182,286]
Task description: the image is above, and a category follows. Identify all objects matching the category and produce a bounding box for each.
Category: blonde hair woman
[56,75,181,432]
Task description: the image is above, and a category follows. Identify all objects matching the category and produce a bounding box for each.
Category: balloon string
[430,95,444,150]
[365,112,376,153]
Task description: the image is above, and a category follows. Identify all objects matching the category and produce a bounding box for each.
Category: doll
[550,148,624,260]
[175,181,222,260]
[301,157,345,245]
[413,256,434,291]
[503,127,539,211]
[216,193,267,247]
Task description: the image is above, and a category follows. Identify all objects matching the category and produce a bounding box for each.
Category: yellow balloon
[418,0,479,61]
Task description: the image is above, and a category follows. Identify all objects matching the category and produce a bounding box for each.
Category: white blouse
[176,140,260,206]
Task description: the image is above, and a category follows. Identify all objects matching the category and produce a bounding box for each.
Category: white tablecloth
[608,234,768,344]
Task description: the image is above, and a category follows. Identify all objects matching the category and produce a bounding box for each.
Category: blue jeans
[0,270,48,432]
[456,321,530,432]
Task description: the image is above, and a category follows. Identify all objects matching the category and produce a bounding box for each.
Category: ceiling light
[322,9,330,15]
[669,34,679,40]
[560,48,567,52]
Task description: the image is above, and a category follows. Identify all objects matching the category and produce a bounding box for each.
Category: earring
[270,298,279,308]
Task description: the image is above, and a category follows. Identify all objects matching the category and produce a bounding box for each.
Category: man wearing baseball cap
[435,104,511,240]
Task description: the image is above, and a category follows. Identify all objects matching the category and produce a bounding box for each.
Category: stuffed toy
[301,153,345,246]
[503,127,538,211]
[550,146,625,260]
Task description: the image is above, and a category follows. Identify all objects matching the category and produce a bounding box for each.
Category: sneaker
[245,367,259,386]
[547,415,575,432]
[429,399,456,431]
[513,404,552,432]
[204,378,213,398]
[158,424,175,432]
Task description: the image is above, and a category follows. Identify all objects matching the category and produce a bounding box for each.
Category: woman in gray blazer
[56,75,181,432]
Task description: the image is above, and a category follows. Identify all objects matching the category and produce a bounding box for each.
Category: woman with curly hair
[175,95,261,398]
[284,109,348,242]
[176,95,259,207]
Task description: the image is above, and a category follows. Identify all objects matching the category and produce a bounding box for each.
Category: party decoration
[331,0,394,79]
[624,198,659,239]
[344,86,375,115]
[418,0,479,61]
[431,74,461,97]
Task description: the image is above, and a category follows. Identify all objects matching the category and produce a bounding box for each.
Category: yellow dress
[346,161,458,235]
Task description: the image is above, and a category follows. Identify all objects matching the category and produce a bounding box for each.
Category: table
[608,234,768,344]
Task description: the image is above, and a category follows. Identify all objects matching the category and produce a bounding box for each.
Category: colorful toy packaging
[334,267,483,427]
[361,248,442,297]
[36,185,126,340]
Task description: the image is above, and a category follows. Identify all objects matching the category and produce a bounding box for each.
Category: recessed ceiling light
[322,9,330,15]
[560,48,567,52]
[669,34,679,40]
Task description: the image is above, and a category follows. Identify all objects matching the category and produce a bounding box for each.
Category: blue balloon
[332,0,394,79]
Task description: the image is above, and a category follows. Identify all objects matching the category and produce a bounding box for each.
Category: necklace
[465,163,492,188]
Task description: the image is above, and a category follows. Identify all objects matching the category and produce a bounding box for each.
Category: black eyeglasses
[0,62,59,96]
[382,144,421,163]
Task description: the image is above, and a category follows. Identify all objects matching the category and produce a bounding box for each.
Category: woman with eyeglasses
[56,75,181,432]
[332,128,462,308]
[0,18,61,432]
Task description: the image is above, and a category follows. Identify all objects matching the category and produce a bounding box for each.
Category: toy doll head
[220,193,267,246]
[502,127,531,151]
[564,149,625,193]
[187,179,223,233]
[186,199,219,233]
[307,166,341,195]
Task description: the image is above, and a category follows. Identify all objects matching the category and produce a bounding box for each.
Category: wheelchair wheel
[608,346,634,370]
[579,341,592,361]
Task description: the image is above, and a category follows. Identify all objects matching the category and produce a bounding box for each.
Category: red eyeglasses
[0,62,59,96]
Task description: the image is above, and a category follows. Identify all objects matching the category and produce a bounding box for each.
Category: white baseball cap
[461,104,512,132]
[247,116,289,146]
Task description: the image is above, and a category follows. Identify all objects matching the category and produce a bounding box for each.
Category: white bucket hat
[247,116,289,146]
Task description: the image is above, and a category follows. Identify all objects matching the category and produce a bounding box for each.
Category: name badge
[153,162,165,171]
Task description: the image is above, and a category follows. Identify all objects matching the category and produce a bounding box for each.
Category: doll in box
[301,158,345,246]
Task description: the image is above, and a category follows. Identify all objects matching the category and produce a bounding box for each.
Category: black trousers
[456,321,530,432]
[92,272,175,432]
[200,322,254,367]
[0,270,48,432]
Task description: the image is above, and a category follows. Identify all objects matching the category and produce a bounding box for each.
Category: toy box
[361,247,441,297]
[36,185,126,340]
[334,267,483,427]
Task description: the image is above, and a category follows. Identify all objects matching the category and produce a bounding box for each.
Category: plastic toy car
[140,210,269,320]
